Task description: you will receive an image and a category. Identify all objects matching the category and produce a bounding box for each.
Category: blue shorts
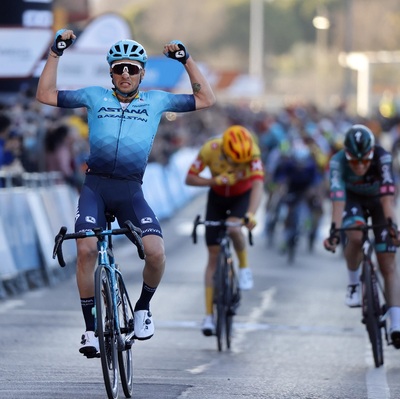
[75,174,163,238]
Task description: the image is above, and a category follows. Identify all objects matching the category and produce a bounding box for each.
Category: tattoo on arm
[192,83,201,94]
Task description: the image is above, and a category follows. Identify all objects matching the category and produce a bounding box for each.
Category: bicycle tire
[214,250,227,352]
[95,265,119,399]
[225,260,235,350]
[116,272,134,398]
[362,260,384,367]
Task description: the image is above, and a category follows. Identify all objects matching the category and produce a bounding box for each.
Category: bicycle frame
[53,219,144,398]
[192,214,252,351]
[95,232,136,347]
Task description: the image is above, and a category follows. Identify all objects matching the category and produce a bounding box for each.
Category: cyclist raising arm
[36,29,215,357]
[185,125,264,336]
[323,124,400,348]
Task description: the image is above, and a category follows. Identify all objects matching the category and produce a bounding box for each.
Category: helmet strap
[112,86,139,99]
[110,74,141,100]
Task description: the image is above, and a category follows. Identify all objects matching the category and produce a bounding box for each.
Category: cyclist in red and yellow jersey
[185,125,264,336]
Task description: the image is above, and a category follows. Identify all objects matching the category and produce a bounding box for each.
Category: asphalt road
[0,193,399,399]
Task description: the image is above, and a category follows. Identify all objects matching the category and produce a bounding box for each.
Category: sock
[389,306,400,330]
[81,297,95,331]
[347,269,360,285]
[237,249,248,269]
[205,286,213,315]
[134,282,156,311]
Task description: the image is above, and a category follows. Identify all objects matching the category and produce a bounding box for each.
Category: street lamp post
[312,12,330,108]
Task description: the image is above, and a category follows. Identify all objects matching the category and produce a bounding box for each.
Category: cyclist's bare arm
[380,195,400,243]
[247,179,263,215]
[36,29,76,106]
[380,195,397,225]
[185,173,216,186]
[331,200,345,229]
[324,200,345,252]
[181,56,215,110]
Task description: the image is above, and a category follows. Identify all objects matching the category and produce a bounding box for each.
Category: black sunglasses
[112,63,142,76]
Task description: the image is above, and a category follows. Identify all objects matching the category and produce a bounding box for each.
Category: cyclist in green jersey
[324,124,400,348]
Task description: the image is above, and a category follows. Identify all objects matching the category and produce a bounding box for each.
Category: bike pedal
[82,350,101,359]
[125,341,133,349]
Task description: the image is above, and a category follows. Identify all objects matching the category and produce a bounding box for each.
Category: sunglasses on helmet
[345,150,373,166]
[111,63,142,76]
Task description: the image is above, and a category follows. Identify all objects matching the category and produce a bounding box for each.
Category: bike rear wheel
[116,272,134,398]
[95,265,119,399]
[362,260,384,367]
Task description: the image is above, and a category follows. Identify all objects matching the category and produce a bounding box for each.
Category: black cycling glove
[164,40,189,64]
[51,29,75,56]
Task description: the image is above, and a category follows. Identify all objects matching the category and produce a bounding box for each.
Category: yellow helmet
[222,125,253,163]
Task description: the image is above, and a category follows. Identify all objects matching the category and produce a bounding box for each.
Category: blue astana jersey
[58,87,195,182]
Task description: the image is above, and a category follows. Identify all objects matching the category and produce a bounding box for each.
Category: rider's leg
[205,245,219,314]
[377,251,400,346]
[76,237,100,357]
[228,222,253,290]
[343,230,363,307]
[202,245,219,335]
[76,237,98,331]
[133,234,165,340]
[135,234,165,311]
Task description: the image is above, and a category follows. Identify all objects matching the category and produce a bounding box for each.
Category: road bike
[330,221,395,367]
[192,215,252,352]
[53,214,145,399]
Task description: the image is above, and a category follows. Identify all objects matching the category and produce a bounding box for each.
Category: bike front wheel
[95,265,119,399]
[214,251,228,352]
[362,260,384,367]
[117,272,134,398]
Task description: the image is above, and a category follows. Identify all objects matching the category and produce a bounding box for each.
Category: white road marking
[0,299,25,313]
[365,337,390,399]
[231,287,276,353]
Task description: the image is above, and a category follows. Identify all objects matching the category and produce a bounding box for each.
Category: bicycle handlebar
[329,218,396,246]
[192,214,253,246]
[52,220,145,267]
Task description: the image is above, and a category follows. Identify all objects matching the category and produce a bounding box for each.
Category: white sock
[347,269,360,285]
[389,306,400,330]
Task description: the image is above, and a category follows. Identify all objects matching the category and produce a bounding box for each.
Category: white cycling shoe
[239,268,254,290]
[79,331,100,358]
[134,310,154,340]
[345,284,361,308]
[201,315,215,337]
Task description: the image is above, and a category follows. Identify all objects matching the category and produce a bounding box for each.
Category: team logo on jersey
[380,154,391,164]
[141,217,153,224]
[381,164,393,184]
[330,170,341,189]
[85,216,96,224]
[250,159,263,171]
[192,159,203,171]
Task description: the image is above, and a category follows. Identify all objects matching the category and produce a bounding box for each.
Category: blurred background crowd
[2,0,400,200]
[1,83,400,190]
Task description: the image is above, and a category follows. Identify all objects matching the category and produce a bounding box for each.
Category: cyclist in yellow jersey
[185,125,264,336]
